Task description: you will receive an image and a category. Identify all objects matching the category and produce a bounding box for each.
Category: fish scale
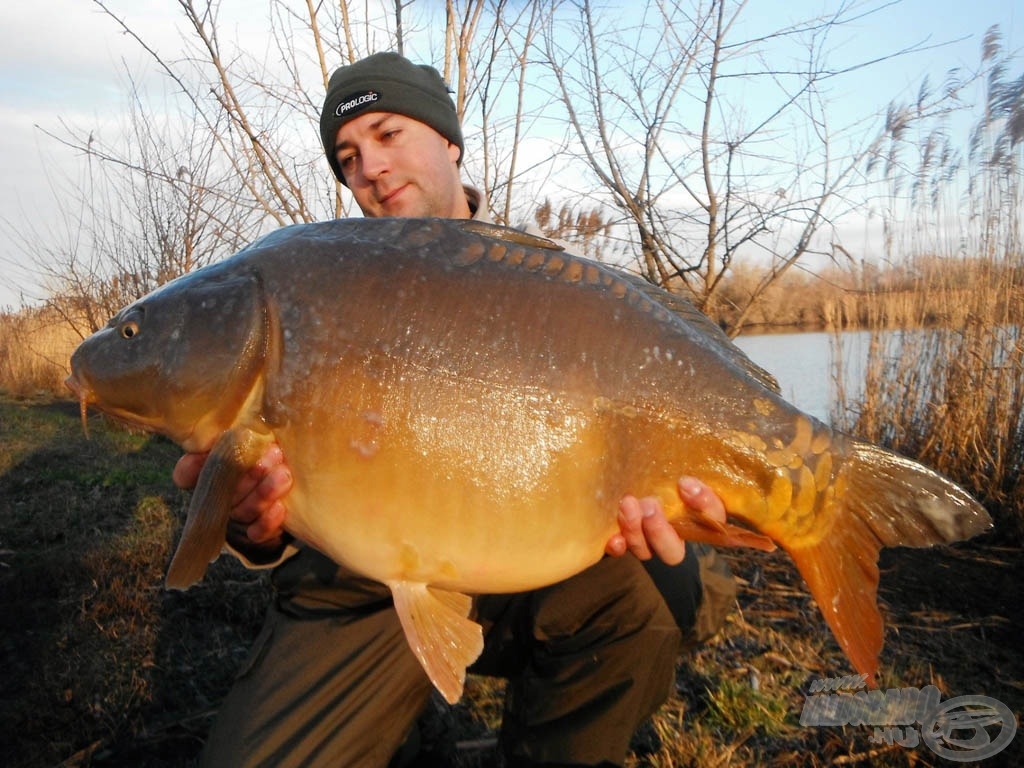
[66,217,991,703]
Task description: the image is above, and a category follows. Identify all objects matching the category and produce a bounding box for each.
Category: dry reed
[833,259,1024,540]
[0,307,82,397]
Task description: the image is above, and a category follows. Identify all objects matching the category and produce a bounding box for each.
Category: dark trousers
[199,547,693,768]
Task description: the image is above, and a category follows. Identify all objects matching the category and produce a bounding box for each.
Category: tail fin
[787,440,991,685]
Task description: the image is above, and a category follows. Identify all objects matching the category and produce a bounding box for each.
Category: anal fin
[388,581,484,704]
[670,507,777,552]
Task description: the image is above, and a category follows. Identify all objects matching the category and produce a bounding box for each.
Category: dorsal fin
[457,220,564,251]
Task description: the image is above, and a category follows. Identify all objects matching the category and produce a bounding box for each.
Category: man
[179,52,735,768]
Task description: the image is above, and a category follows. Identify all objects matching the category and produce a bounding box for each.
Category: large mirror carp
[67,218,991,703]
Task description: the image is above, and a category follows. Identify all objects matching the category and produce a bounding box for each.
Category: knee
[531,555,682,662]
[497,558,682,764]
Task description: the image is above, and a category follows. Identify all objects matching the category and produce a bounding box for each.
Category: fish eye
[114,306,145,339]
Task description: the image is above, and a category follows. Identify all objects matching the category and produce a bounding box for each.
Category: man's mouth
[378,184,408,208]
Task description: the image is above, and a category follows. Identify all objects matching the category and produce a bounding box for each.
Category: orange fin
[165,427,272,589]
[787,525,883,688]
[388,581,484,704]
[670,509,777,552]
[780,439,992,687]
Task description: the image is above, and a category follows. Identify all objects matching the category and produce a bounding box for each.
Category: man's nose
[360,146,389,180]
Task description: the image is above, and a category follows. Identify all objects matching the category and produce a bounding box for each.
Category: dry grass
[442,541,1023,768]
[0,398,270,768]
[0,307,82,397]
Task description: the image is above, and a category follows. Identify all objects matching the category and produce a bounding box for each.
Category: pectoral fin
[671,506,777,552]
[166,427,274,589]
[388,581,484,704]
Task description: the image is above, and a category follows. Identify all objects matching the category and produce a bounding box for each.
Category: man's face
[334,112,469,219]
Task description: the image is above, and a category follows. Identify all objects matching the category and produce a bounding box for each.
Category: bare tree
[9,0,379,319]
[10,0,970,338]
[9,75,257,336]
[33,0,547,266]
[538,0,957,334]
[458,1,559,224]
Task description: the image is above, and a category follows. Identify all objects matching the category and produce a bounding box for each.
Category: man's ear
[447,140,462,165]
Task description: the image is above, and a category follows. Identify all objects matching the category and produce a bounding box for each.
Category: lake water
[733,331,873,425]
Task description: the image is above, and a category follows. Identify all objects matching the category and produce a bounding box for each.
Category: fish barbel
[66,217,991,702]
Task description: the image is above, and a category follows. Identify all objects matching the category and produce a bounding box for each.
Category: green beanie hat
[320,52,464,185]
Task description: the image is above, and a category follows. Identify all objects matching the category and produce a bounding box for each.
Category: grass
[0,397,270,767]
[1,395,1021,767]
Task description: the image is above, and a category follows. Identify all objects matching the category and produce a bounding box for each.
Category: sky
[0,0,1020,309]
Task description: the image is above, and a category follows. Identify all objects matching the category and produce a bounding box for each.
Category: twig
[831,743,905,764]
[455,736,498,751]
[55,740,103,768]
[899,617,1009,632]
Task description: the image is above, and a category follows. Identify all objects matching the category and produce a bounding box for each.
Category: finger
[678,476,727,524]
[231,444,287,505]
[617,495,653,560]
[255,442,285,474]
[231,465,293,524]
[605,533,627,557]
[639,498,686,565]
[257,464,293,501]
[231,466,265,507]
[247,500,288,544]
[172,452,208,490]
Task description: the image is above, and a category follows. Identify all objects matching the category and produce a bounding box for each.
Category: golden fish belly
[272,374,624,593]
[283,476,615,593]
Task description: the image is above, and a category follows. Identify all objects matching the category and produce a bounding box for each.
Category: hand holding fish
[611,476,726,564]
[173,448,720,564]
[173,446,293,556]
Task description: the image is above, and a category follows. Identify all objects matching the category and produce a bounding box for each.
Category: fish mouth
[64,372,158,439]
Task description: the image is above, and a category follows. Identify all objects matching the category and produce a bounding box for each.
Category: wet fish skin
[66,217,991,702]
